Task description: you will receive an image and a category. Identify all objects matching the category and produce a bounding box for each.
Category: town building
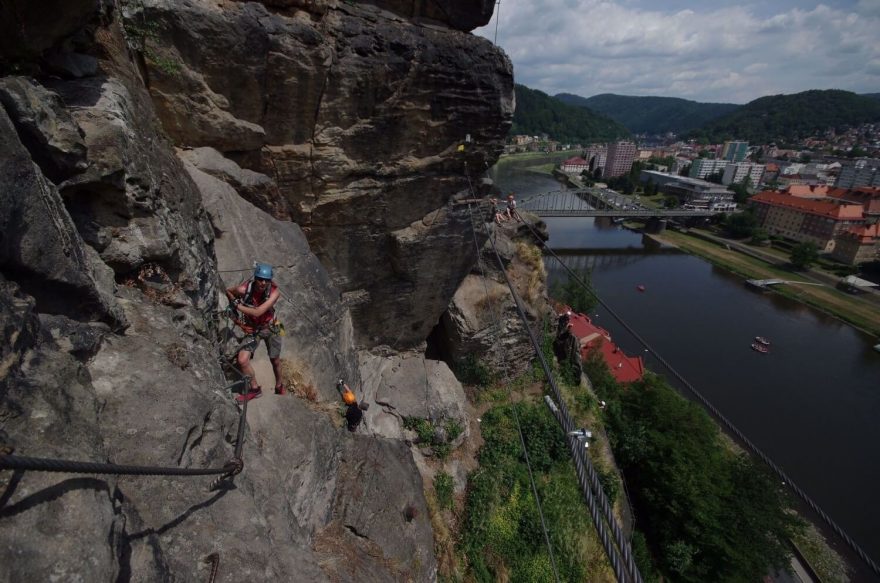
[564,311,644,384]
[640,170,736,209]
[603,141,637,178]
[831,223,880,265]
[750,190,866,252]
[689,158,729,180]
[835,159,880,189]
[583,145,607,173]
[825,186,880,215]
[721,162,764,186]
[560,156,589,174]
[720,141,749,162]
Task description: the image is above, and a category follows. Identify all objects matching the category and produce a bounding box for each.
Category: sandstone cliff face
[129,0,514,348]
[1,0,510,581]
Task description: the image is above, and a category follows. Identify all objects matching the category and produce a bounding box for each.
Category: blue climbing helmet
[254,262,273,280]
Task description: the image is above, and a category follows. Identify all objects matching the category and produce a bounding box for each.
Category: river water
[489,158,880,576]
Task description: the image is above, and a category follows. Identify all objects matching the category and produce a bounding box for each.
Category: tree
[730,176,753,204]
[664,195,679,209]
[750,228,769,246]
[790,241,819,269]
[724,211,757,238]
[551,269,597,314]
[706,170,724,185]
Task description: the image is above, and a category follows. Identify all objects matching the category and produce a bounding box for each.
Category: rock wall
[127,0,514,348]
[1,0,510,580]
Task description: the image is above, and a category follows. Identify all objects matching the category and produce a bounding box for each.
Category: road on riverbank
[647,228,880,338]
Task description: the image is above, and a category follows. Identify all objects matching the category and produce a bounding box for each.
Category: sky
[474,0,880,104]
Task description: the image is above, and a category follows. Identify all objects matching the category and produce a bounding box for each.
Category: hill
[556,93,739,135]
[512,84,629,144]
[686,89,880,145]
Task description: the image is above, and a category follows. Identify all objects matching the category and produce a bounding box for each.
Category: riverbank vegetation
[653,229,880,337]
[583,354,804,581]
[449,329,622,583]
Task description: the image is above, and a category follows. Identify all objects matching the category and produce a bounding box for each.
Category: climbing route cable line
[516,215,880,579]
[462,168,641,582]
[464,201,562,583]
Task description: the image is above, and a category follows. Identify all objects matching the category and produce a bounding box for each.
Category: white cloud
[476,1,880,103]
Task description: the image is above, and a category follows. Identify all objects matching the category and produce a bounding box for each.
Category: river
[489,157,880,578]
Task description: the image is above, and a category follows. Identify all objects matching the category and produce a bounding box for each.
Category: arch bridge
[519,189,728,219]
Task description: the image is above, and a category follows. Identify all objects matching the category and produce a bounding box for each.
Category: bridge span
[520,188,728,219]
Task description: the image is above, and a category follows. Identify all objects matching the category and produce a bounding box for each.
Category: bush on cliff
[460,402,612,582]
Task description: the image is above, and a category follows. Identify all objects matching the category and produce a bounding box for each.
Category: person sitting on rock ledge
[226,262,285,402]
[505,193,520,221]
[489,197,507,225]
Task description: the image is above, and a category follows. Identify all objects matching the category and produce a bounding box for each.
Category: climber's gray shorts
[235,328,282,359]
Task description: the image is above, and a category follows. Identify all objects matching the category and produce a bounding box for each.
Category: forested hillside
[513,84,629,143]
[557,93,739,135]
[686,89,880,144]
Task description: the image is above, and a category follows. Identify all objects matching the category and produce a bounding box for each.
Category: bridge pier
[645,217,667,234]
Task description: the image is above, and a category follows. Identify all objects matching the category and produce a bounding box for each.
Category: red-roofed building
[826,186,880,215]
[564,311,645,383]
[832,223,880,265]
[561,156,589,174]
[750,190,866,252]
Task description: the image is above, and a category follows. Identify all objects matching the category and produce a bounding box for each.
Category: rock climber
[336,379,368,432]
[225,262,285,402]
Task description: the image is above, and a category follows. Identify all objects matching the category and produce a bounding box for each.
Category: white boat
[874,344,880,353]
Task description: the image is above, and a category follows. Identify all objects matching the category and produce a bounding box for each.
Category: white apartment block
[722,162,765,186]
[584,145,607,172]
[689,158,729,180]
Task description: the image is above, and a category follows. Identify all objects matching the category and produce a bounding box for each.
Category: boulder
[178,147,289,220]
[49,74,217,310]
[0,0,102,64]
[0,106,124,327]
[0,76,88,183]
[358,349,469,446]
[0,278,122,583]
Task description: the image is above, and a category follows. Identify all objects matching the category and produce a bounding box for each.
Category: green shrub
[435,472,454,510]
[582,356,803,582]
[460,402,601,582]
[403,417,435,443]
[454,354,494,387]
[445,418,463,442]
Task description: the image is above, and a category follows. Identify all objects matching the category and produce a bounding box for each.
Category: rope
[480,219,640,583]
[0,454,239,477]
[517,214,880,578]
[464,201,561,583]
[204,553,220,583]
[463,167,640,582]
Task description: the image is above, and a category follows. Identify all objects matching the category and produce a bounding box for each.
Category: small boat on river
[751,342,769,354]
[754,336,771,346]
[636,284,646,292]
[874,343,880,353]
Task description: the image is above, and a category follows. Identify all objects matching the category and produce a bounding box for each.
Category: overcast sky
[474,0,880,104]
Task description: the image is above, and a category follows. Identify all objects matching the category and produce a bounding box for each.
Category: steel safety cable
[463,172,638,583]
[479,217,636,583]
[464,201,561,583]
[518,215,880,578]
